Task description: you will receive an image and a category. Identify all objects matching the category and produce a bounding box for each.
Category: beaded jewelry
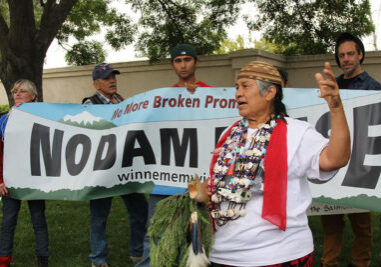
[210,115,281,226]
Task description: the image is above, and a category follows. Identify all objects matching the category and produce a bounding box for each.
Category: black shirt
[336,72,381,90]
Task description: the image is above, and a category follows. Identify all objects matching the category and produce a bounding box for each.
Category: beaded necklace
[210,115,279,226]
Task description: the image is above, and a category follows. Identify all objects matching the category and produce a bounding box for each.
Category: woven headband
[238,61,282,85]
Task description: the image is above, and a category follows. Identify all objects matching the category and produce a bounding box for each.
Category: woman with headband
[207,61,350,266]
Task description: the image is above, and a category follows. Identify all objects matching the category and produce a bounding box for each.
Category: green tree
[246,0,374,55]
[252,38,279,54]
[215,35,280,54]
[57,0,135,65]
[127,0,243,62]
[215,35,246,54]
[0,0,135,104]
[0,0,243,104]
[65,41,106,66]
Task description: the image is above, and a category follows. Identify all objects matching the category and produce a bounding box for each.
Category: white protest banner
[3,87,381,213]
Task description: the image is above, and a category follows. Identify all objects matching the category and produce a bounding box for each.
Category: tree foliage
[215,35,280,54]
[65,40,105,66]
[57,0,135,66]
[215,35,246,54]
[0,0,376,105]
[0,0,79,104]
[0,0,243,104]
[0,0,135,104]
[127,0,243,62]
[246,0,375,55]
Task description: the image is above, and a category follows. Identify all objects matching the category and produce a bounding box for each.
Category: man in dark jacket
[321,33,381,267]
[83,63,148,267]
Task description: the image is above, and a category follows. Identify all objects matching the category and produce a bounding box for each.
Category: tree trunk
[0,0,78,106]
[0,54,44,106]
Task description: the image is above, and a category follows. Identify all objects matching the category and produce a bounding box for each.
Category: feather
[149,193,213,267]
[186,244,210,267]
[190,211,199,254]
[192,221,198,254]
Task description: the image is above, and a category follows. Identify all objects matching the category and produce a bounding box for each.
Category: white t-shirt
[209,117,335,266]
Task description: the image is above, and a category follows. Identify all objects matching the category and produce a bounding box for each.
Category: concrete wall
[1,48,381,105]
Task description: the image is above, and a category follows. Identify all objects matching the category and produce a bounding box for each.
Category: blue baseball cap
[92,63,120,81]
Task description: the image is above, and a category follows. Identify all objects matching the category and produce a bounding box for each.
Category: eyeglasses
[12,88,28,94]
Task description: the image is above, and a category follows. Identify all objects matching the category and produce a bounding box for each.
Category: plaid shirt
[83,91,123,105]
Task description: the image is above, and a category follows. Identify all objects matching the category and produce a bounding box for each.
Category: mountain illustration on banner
[59,111,116,129]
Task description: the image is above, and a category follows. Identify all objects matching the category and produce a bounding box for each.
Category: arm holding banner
[315,62,351,171]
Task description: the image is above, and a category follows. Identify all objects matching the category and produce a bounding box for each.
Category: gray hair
[256,79,274,95]
[11,79,38,101]
[256,79,287,117]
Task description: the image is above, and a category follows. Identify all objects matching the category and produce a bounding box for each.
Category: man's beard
[342,63,359,78]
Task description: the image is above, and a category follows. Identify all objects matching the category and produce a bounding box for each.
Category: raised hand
[315,62,351,171]
[315,62,342,109]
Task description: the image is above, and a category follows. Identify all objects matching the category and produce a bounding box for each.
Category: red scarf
[208,118,288,231]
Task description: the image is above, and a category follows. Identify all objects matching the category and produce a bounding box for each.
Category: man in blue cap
[83,62,123,104]
[83,63,148,267]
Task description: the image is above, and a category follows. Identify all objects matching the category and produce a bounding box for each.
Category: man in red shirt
[171,44,210,92]
[136,44,211,267]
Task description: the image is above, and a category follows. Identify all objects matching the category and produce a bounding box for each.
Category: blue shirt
[336,72,381,90]
[0,113,8,141]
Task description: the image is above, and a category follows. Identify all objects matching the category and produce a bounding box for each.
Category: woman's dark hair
[273,83,288,117]
[277,69,288,85]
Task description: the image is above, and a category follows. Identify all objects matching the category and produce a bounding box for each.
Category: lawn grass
[2,198,381,266]
[5,198,134,267]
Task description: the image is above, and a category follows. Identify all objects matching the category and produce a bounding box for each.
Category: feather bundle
[149,192,213,267]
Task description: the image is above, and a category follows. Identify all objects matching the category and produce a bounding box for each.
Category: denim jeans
[135,194,167,267]
[0,197,49,257]
[89,193,148,264]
